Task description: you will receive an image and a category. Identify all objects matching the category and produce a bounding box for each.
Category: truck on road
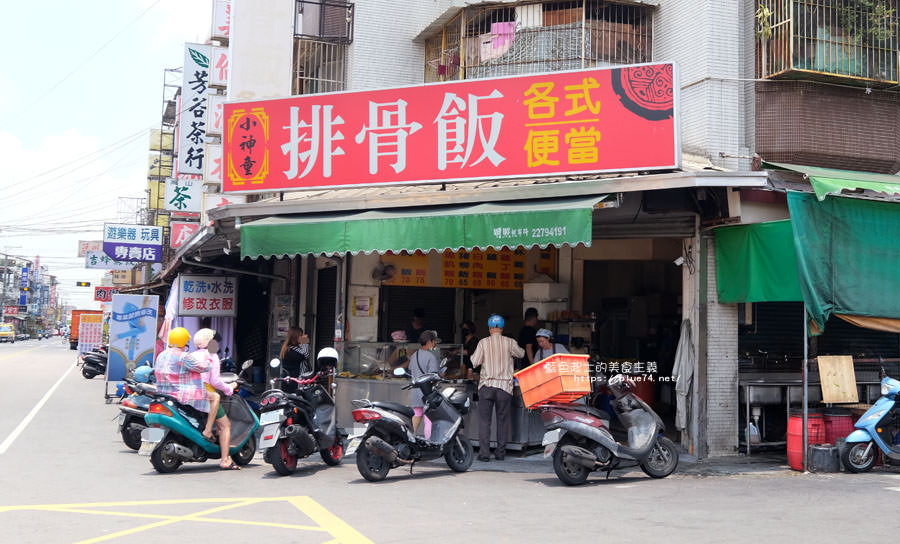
[69,309,103,350]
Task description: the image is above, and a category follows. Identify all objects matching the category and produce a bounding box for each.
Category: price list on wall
[441,248,526,290]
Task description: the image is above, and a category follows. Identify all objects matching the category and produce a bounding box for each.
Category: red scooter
[540,374,678,485]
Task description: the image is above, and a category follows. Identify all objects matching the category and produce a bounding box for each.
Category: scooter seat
[371,401,415,418]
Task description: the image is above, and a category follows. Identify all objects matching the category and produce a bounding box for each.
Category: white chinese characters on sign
[282,105,345,180]
[434,90,505,170]
[170,222,200,249]
[178,274,237,317]
[354,100,422,175]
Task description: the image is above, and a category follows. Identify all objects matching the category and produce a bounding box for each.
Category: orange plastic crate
[515,354,591,409]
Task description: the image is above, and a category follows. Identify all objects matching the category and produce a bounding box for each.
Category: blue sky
[0,1,211,309]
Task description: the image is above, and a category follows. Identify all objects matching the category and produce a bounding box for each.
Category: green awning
[240,196,604,258]
[787,191,900,332]
[765,161,900,202]
[714,220,803,303]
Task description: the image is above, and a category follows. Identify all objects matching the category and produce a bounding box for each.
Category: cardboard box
[523,282,569,302]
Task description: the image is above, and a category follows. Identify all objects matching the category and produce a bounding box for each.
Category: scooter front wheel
[320,435,344,466]
[232,438,256,466]
[356,438,390,482]
[640,437,679,478]
[82,367,97,379]
[842,441,877,473]
[445,432,474,472]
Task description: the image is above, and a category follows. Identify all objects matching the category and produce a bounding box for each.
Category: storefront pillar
[699,233,740,457]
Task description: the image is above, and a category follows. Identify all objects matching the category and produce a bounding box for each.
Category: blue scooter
[140,360,259,473]
[842,368,900,472]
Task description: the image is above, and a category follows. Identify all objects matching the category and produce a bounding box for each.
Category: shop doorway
[315,266,337,352]
[581,260,682,429]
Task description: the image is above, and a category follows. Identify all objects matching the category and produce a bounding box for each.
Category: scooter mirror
[270,358,281,369]
[241,359,253,370]
[393,367,407,377]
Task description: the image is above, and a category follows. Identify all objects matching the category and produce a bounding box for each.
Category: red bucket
[787,410,825,471]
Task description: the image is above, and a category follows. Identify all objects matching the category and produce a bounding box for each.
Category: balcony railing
[757,0,899,86]
[295,0,353,44]
[425,0,652,83]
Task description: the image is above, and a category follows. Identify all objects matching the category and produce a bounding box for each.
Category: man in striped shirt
[471,314,524,461]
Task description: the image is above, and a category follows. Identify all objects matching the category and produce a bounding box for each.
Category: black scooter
[78,346,108,379]
[347,367,474,482]
[257,359,345,475]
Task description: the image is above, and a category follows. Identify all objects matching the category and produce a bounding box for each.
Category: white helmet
[317,347,339,369]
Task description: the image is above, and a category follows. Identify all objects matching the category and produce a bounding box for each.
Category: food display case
[335,341,463,430]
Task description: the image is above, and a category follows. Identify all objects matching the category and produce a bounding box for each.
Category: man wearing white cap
[533,328,569,362]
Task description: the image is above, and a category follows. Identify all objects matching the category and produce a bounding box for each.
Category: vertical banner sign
[207,94,226,136]
[204,143,223,184]
[78,313,104,356]
[223,62,678,193]
[177,274,237,316]
[103,223,163,263]
[210,46,229,88]
[164,176,203,212]
[212,0,232,40]
[178,43,211,176]
[108,294,159,383]
[170,221,201,249]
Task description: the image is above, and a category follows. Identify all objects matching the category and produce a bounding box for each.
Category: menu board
[441,248,526,290]
[381,252,429,287]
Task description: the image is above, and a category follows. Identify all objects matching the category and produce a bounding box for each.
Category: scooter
[79,346,108,379]
[117,366,156,450]
[541,373,679,485]
[257,359,345,475]
[139,360,259,473]
[346,367,474,482]
[842,368,900,472]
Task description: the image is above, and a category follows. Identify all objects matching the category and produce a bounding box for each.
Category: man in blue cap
[470,314,524,461]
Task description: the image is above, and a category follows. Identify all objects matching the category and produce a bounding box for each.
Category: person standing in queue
[470,315,524,461]
[405,330,441,439]
[279,327,312,392]
[517,307,539,370]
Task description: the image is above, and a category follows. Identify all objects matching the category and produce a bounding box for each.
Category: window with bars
[424,0,652,83]
[295,0,354,43]
[757,0,899,86]
[292,38,347,95]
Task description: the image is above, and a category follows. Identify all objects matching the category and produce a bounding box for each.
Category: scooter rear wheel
[150,438,183,473]
[232,438,256,466]
[82,367,97,379]
[842,441,877,473]
[640,437,679,478]
[271,439,298,475]
[553,441,590,486]
[120,416,144,451]
[356,438,390,482]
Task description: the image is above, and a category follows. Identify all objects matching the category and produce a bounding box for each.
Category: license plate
[257,424,281,450]
[542,429,563,458]
[116,412,125,428]
[259,410,283,426]
[345,436,363,456]
[138,427,165,456]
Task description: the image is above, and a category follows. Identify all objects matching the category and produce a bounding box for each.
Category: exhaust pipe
[285,424,317,454]
[164,442,194,460]
[560,445,599,469]
[364,436,399,463]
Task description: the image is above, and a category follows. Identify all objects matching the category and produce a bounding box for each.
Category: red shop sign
[223,62,678,193]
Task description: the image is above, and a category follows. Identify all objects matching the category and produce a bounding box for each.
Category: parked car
[0,324,15,343]
[17,333,29,341]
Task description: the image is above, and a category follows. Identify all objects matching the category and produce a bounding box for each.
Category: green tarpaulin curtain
[787,191,900,332]
[240,196,603,259]
[714,220,803,303]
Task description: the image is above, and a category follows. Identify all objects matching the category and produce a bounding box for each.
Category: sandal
[219,463,241,470]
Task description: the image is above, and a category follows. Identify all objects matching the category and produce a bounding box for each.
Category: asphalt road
[0,340,897,543]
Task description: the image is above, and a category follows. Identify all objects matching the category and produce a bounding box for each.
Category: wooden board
[817,356,859,404]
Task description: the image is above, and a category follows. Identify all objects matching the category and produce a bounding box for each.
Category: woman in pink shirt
[193,328,238,469]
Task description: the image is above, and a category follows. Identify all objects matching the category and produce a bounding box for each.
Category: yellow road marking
[0,346,41,361]
[0,496,372,543]
[73,499,258,544]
